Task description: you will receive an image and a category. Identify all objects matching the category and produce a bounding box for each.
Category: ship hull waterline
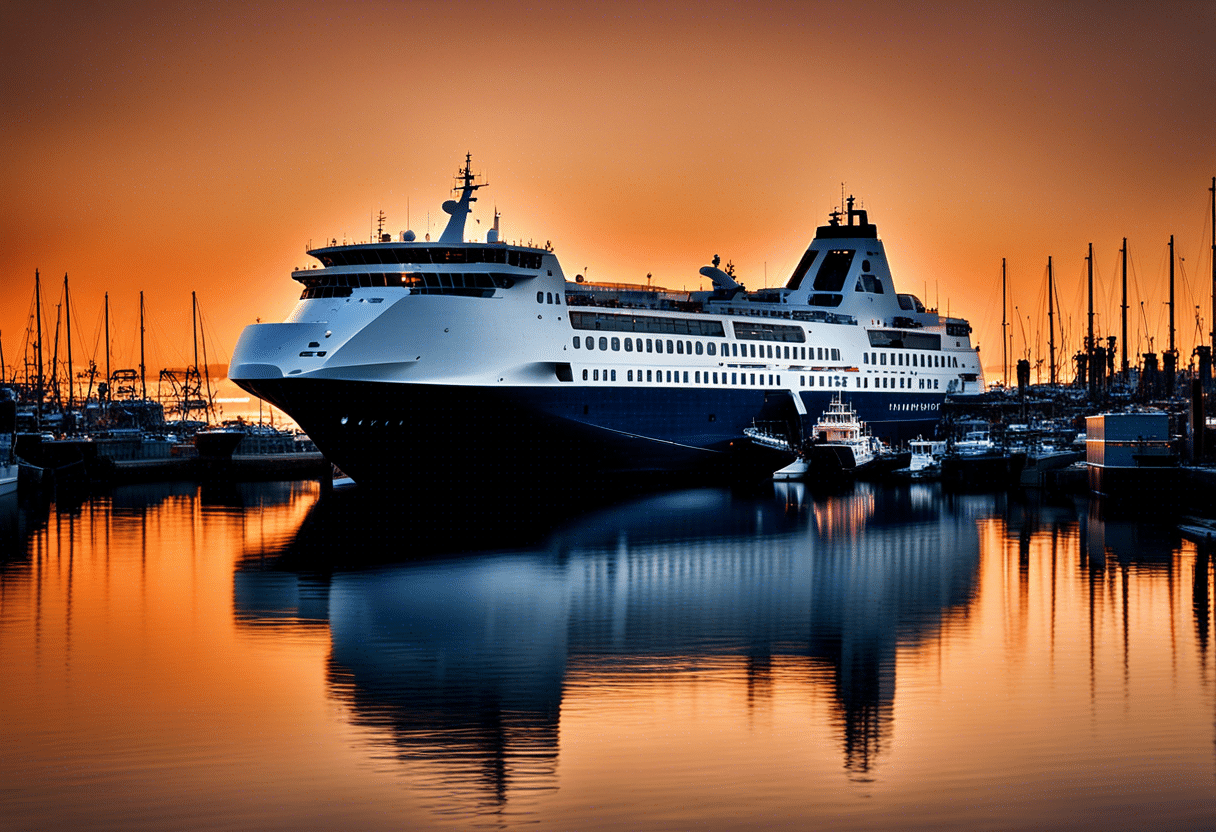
[235,376,942,492]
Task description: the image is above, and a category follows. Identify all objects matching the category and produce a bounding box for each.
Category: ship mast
[1121,239,1128,381]
[192,290,200,421]
[35,269,44,414]
[1001,258,1008,388]
[438,153,486,244]
[1169,234,1176,359]
[64,273,73,412]
[1210,177,1215,379]
[104,292,111,402]
[1087,243,1094,354]
[1048,257,1056,386]
[140,290,147,401]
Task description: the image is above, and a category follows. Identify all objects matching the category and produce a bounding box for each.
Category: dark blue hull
[234,378,943,490]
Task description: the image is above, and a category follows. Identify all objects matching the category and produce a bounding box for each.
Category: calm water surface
[1,480,1214,830]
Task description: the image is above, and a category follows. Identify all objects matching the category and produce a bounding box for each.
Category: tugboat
[804,393,879,474]
[229,155,985,491]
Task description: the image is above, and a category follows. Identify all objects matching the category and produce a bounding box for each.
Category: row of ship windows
[537,291,562,305]
[573,336,841,361]
[579,369,943,390]
[864,351,958,368]
[315,246,544,269]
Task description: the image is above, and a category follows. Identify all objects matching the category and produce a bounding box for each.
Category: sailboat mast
[1121,239,1128,380]
[1169,234,1175,357]
[1048,257,1056,386]
[140,291,147,401]
[104,292,111,397]
[1087,243,1094,354]
[198,296,213,422]
[1001,258,1008,388]
[35,269,44,411]
[192,291,199,379]
[64,273,73,412]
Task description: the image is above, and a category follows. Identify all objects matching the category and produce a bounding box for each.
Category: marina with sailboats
[1,272,323,492]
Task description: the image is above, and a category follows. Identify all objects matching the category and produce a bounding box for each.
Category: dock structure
[15,433,331,489]
[110,452,330,484]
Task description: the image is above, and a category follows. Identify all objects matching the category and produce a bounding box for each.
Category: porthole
[537,291,544,303]
[573,336,581,348]
[599,336,608,350]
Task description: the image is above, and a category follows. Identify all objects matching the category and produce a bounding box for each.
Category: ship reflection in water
[3,481,1215,830]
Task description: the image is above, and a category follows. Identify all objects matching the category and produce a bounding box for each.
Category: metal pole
[64,273,73,412]
[1002,258,1008,388]
[1087,243,1094,354]
[1048,257,1056,386]
[1121,239,1128,380]
[35,269,44,412]
[140,291,147,401]
[1170,235,1175,357]
[104,292,111,394]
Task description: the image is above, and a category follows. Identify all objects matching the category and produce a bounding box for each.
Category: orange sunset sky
[3,0,1215,388]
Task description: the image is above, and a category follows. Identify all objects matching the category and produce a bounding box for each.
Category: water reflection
[234,482,987,815]
[4,480,1215,830]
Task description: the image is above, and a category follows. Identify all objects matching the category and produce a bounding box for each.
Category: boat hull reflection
[235,482,984,810]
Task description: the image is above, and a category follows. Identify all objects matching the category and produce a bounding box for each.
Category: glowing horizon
[3,1,1214,391]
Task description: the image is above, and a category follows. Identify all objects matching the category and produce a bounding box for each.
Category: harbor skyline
[3,1,1215,383]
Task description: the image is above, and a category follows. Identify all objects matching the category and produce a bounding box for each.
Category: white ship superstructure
[229,156,985,489]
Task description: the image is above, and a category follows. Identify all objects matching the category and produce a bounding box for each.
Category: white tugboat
[228,156,985,491]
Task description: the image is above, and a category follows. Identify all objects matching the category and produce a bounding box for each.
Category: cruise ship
[229,156,985,489]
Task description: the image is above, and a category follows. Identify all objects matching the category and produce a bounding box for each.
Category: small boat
[0,394,15,497]
[193,426,245,459]
[744,423,795,453]
[805,394,878,475]
[940,426,1025,488]
[895,436,946,480]
[773,457,811,481]
[1179,517,1216,543]
[0,463,15,498]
